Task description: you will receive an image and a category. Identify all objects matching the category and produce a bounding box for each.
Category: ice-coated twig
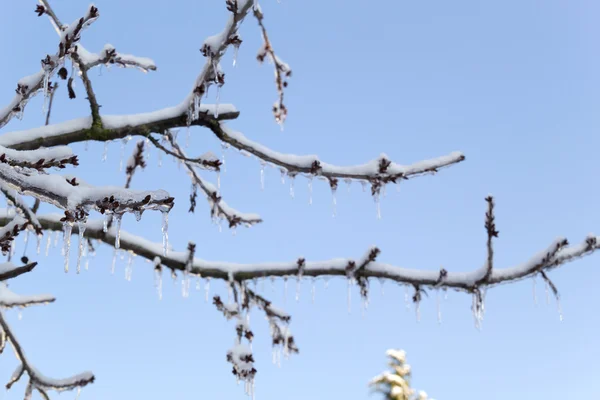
[185,0,255,119]
[164,132,262,228]
[0,284,54,308]
[0,184,42,235]
[7,197,597,292]
[0,145,78,171]
[254,6,292,125]
[75,44,157,72]
[0,165,174,215]
[147,135,222,171]
[124,140,147,189]
[0,104,238,151]
[213,123,465,183]
[0,262,38,282]
[0,310,94,395]
[0,3,99,129]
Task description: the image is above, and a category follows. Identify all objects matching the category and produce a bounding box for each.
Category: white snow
[0,283,54,308]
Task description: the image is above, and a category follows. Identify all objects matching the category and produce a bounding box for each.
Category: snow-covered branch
[0,165,174,216]
[0,310,94,397]
[0,145,78,171]
[213,123,465,185]
[254,5,292,126]
[5,197,597,292]
[0,262,38,282]
[185,0,255,123]
[163,132,262,229]
[0,3,99,129]
[0,284,54,309]
[75,44,157,72]
[0,104,238,151]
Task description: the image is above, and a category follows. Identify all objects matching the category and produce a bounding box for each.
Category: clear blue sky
[1,1,599,399]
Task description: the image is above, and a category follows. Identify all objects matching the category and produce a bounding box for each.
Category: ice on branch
[0,145,77,170]
[216,124,465,182]
[0,4,99,129]
[76,44,157,72]
[0,165,174,214]
[0,283,54,308]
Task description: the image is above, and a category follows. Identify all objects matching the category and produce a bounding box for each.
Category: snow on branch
[0,104,238,151]
[0,310,94,398]
[213,123,465,185]
[0,284,54,309]
[8,197,597,292]
[0,3,99,129]
[0,262,38,282]
[254,5,292,126]
[0,184,42,235]
[0,145,78,171]
[76,44,157,72]
[162,132,262,229]
[184,0,254,122]
[0,164,174,216]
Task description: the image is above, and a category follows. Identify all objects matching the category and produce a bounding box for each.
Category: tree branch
[5,205,597,292]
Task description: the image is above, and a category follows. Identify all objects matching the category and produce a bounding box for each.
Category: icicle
[217,171,221,193]
[154,267,163,299]
[375,193,382,219]
[360,181,367,192]
[113,214,122,249]
[378,278,385,296]
[233,44,239,67]
[102,142,108,162]
[260,162,266,191]
[289,175,295,199]
[280,169,286,184]
[185,126,191,148]
[283,277,288,304]
[45,234,51,256]
[311,278,316,304]
[157,148,163,167]
[332,186,337,218]
[76,220,86,274]
[271,276,276,292]
[18,309,22,321]
[404,285,410,312]
[111,249,117,274]
[324,277,330,289]
[161,211,169,256]
[545,279,550,305]
[125,252,134,281]
[221,143,229,173]
[214,86,221,118]
[62,221,73,273]
[53,231,59,247]
[415,298,421,322]
[344,178,352,193]
[308,177,313,205]
[347,278,352,314]
[84,140,89,151]
[182,275,190,298]
[532,276,538,305]
[36,234,41,255]
[204,277,211,302]
[437,291,442,324]
[557,298,563,322]
[103,213,110,233]
[119,137,130,171]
